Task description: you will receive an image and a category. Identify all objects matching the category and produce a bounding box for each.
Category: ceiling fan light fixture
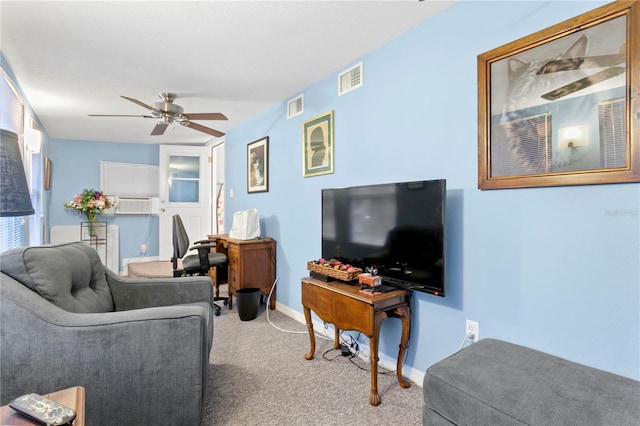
[152,101,183,115]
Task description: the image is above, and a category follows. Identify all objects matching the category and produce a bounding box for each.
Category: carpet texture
[203,290,423,425]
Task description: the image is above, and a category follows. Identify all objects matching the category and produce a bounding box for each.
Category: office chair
[172,214,229,315]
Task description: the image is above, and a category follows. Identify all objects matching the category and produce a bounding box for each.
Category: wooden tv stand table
[301,277,411,406]
[0,386,85,425]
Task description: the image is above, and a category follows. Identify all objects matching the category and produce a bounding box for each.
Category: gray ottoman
[423,339,640,425]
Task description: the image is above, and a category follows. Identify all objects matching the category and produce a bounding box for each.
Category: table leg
[304,306,316,360]
[269,289,276,310]
[369,313,386,406]
[334,327,341,350]
[395,305,411,388]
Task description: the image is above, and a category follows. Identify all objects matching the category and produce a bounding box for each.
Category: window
[168,155,200,203]
[1,70,43,252]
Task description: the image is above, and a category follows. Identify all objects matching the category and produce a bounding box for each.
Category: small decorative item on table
[358,273,382,287]
[358,273,384,295]
[307,258,362,282]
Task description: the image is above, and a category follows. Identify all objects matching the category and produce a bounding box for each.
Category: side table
[0,386,85,425]
[301,277,411,406]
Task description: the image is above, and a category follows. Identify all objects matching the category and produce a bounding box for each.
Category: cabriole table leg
[304,306,316,360]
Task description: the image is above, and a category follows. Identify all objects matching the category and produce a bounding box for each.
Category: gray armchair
[0,242,214,426]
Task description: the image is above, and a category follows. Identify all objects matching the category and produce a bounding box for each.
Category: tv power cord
[265,277,331,341]
[459,332,476,350]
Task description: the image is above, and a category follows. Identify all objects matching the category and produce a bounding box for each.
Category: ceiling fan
[89,92,227,137]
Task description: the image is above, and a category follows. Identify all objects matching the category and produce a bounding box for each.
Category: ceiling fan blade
[151,121,170,136]
[182,121,225,138]
[121,96,154,111]
[537,54,625,75]
[88,114,155,118]
[181,112,228,121]
[540,66,625,101]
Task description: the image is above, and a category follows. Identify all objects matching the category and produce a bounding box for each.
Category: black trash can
[236,288,262,321]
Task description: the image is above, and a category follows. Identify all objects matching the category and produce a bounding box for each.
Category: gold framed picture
[303,111,334,177]
[478,1,639,189]
[44,157,52,190]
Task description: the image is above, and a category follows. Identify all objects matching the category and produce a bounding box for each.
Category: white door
[158,145,212,260]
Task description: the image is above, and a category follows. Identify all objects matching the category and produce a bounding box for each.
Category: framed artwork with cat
[247,136,268,193]
[478,0,639,189]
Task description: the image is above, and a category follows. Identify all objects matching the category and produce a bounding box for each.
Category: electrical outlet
[466,320,479,342]
[141,244,147,254]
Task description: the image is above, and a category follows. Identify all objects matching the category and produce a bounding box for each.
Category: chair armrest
[105,269,213,311]
[189,242,217,251]
[192,238,213,245]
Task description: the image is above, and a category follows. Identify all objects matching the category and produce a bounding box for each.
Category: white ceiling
[1,0,456,145]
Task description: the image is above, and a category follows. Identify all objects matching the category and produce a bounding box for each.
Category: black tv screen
[322,179,446,296]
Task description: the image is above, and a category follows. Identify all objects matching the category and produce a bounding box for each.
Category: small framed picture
[303,111,334,177]
[44,157,52,190]
[247,136,268,193]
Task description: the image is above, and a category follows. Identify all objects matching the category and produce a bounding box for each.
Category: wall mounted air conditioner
[114,196,160,215]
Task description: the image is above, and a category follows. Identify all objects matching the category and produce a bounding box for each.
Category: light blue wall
[224,1,639,380]
[47,139,159,270]
[3,54,161,271]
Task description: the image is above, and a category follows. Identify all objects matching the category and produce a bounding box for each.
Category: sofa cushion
[424,339,640,426]
[0,242,114,313]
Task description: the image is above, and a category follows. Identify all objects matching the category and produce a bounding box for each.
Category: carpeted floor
[203,287,423,425]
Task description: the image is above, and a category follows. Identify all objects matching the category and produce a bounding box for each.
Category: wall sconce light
[25,118,42,153]
[558,125,589,148]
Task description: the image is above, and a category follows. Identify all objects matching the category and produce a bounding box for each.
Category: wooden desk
[209,235,276,310]
[0,386,85,425]
[301,278,411,406]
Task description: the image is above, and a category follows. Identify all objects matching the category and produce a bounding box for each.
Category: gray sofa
[423,338,640,426]
[0,242,214,426]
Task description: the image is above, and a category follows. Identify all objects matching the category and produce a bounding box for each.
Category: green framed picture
[303,111,334,177]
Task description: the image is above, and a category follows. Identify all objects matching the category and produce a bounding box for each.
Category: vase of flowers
[64,189,116,236]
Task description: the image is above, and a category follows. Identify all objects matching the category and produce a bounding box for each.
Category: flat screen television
[322,179,446,296]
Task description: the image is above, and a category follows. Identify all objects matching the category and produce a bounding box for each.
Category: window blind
[1,71,27,251]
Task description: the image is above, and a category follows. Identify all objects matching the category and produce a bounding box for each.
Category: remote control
[9,393,76,425]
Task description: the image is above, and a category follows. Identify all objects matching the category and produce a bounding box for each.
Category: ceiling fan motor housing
[152,101,184,116]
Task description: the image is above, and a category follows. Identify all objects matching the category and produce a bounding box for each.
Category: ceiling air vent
[287,95,303,119]
[338,62,363,96]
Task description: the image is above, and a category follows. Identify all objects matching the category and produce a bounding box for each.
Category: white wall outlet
[466,320,479,342]
[141,244,147,254]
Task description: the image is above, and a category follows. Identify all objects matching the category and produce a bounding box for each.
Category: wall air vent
[338,62,363,96]
[287,95,303,119]
[114,196,158,215]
